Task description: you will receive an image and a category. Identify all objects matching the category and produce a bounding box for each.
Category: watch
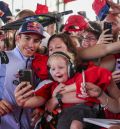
[55,92,63,106]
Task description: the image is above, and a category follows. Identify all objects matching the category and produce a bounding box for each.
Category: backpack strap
[0,51,9,64]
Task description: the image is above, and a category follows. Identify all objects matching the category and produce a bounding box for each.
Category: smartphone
[0,1,12,23]
[103,22,112,34]
[19,69,34,86]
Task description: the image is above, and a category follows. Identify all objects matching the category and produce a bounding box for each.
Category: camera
[19,69,33,85]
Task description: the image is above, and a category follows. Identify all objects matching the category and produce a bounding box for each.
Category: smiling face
[48,56,69,83]
[16,33,42,57]
[81,31,97,48]
[48,37,68,56]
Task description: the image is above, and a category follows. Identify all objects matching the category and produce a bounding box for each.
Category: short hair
[86,21,102,39]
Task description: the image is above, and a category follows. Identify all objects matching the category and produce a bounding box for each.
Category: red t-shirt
[114,53,120,59]
[32,53,48,80]
[76,65,112,103]
[35,65,112,108]
[34,75,79,108]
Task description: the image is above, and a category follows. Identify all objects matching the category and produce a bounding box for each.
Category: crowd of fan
[0,0,120,129]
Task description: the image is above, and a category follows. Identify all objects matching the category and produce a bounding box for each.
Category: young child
[15,51,115,129]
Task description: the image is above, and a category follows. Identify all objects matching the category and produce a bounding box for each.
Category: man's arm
[77,41,120,60]
[0,60,13,116]
[45,91,85,112]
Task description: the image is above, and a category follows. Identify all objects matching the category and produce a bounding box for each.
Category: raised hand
[14,82,34,106]
[97,29,113,44]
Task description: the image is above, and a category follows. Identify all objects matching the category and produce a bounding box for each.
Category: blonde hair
[47,51,74,68]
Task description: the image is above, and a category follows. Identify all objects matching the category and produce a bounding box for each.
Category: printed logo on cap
[27,22,41,32]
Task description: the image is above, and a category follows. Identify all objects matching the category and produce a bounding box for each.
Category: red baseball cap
[64,15,88,32]
[35,4,48,15]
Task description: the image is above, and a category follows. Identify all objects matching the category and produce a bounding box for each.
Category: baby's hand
[60,83,76,94]
[52,83,65,97]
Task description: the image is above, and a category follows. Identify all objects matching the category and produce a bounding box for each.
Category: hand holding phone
[19,69,34,86]
[103,22,113,42]
[103,22,112,34]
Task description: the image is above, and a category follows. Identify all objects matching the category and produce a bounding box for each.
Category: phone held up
[18,69,34,86]
[103,22,112,34]
[103,22,113,42]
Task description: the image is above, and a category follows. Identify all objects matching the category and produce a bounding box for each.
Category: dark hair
[86,21,102,39]
[48,33,77,56]
[47,33,84,71]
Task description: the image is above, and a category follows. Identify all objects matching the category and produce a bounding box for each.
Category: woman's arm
[46,91,85,112]
[86,81,120,113]
[77,41,120,60]
[100,55,116,72]
[52,83,76,97]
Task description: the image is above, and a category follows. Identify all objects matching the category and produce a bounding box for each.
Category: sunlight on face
[48,38,68,56]
[49,56,69,83]
[17,34,41,57]
[81,31,97,48]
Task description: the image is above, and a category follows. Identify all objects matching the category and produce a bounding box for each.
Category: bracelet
[101,97,109,108]
[97,89,103,98]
